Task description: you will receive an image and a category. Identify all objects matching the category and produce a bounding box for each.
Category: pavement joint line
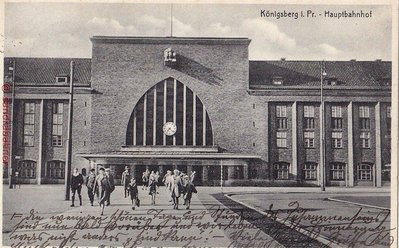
[224,193,344,248]
[326,197,390,211]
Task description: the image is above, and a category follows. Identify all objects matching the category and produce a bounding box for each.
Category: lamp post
[220,160,223,192]
[320,61,326,191]
[64,61,74,200]
[8,60,16,189]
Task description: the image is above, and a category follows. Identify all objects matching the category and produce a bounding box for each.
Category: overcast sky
[3,3,392,60]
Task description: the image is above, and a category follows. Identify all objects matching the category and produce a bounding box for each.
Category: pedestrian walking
[70,168,84,207]
[105,168,115,206]
[155,171,160,194]
[128,178,139,210]
[190,171,196,183]
[148,172,157,205]
[121,166,131,198]
[183,175,197,209]
[93,167,113,215]
[86,168,96,206]
[163,170,173,202]
[142,171,149,190]
[171,169,183,209]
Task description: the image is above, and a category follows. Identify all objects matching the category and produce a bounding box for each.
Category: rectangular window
[276,105,287,129]
[276,131,287,148]
[359,106,370,118]
[359,106,370,130]
[332,131,343,148]
[23,103,35,146]
[56,76,68,84]
[330,163,345,180]
[331,106,343,129]
[357,164,373,181]
[52,103,64,147]
[275,163,289,180]
[331,106,342,118]
[303,163,317,180]
[304,105,315,129]
[360,131,371,148]
[304,131,315,148]
[304,106,315,117]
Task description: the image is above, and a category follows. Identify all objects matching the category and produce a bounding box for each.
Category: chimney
[280,58,286,61]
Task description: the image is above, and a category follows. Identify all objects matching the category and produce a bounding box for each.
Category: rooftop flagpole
[170,4,173,37]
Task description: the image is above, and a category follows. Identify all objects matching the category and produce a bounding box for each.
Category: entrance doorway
[192,165,202,186]
[135,165,147,185]
[177,165,187,174]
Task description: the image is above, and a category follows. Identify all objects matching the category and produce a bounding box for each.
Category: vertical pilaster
[227,166,235,180]
[292,101,298,180]
[243,164,249,180]
[193,93,196,146]
[163,80,167,146]
[153,87,157,145]
[143,93,147,146]
[130,164,136,178]
[202,165,208,183]
[173,79,177,145]
[203,105,206,146]
[37,99,44,185]
[375,102,382,187]
[133,110,136,146]
[347,102,354,187]
[183,85,187,146]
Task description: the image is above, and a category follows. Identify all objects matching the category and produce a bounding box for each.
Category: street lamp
[320,61,326,191]
[220,160,223,192]
[8,60,16,189]
[64,61,75,200]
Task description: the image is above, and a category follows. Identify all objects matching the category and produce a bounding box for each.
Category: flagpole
[170,4,173,37]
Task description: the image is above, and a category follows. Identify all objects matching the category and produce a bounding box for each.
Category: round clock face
[163,122,177,136]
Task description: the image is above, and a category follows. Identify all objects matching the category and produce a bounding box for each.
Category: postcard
[1,1,397,247]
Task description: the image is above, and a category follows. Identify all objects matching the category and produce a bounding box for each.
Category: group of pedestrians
[163,169,197,209]
[70,166,198,215]
[70,167,115,215]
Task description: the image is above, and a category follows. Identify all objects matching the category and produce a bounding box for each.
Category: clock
[163,122,177,136]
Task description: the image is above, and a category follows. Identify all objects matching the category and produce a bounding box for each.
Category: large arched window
[126,77,213,146]
[17,160,36,178]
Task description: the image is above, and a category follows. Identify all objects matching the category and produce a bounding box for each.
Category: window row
[276,131,371,149]
[273,162,376,181]
[14,160,65,179]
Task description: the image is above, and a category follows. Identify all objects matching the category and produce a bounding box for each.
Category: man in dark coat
[105,168,115,206]
[86,168,96,206]
[70,168,84,207]
[121,166,131,198]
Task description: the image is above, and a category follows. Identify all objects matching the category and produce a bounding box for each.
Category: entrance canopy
[78,148,260,164]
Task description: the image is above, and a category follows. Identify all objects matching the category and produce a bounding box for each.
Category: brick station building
[3,36,392,187]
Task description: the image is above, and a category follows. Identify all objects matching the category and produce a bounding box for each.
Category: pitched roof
[249,60,391,88]
[3,57,391,89]
[4,57,91,86]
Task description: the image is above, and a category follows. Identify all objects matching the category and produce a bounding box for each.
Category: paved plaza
[2,185,392,247]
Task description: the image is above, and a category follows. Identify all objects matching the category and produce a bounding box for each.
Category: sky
[3,3,392,60]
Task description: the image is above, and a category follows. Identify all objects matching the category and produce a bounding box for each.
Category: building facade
[3,36,391,187]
